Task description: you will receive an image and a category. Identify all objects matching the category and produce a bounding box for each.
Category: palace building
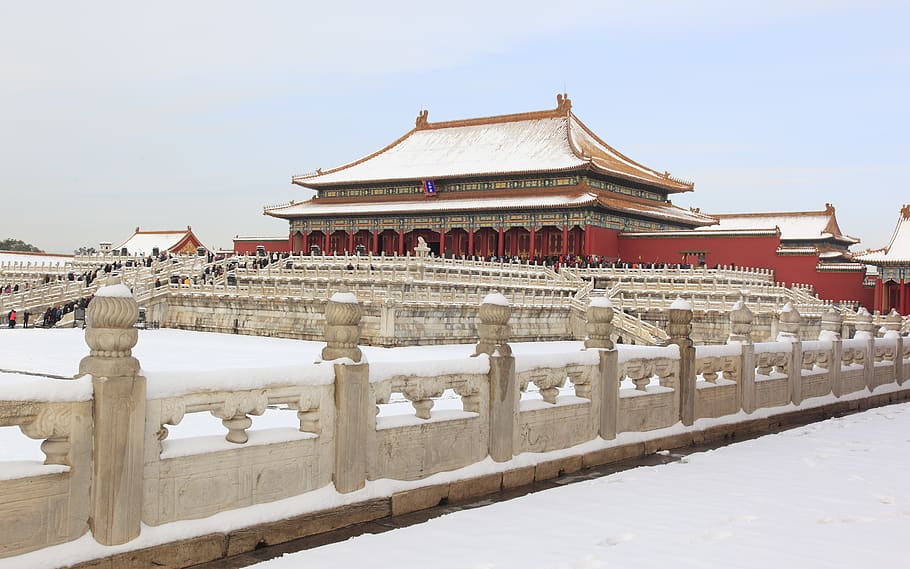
[111,226,207,257]
[619,204,870,304]
[260,95,874,307]
[265,94,715,258]
[855,204,910,315]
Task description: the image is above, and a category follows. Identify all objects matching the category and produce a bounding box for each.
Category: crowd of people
[39,298,91,328]
[3,297,92,329]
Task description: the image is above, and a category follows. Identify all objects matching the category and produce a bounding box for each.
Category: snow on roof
[268,192,597,217]
[0,251,73,266]
[700,204,859,244]
[114,228,201,256]
[233,236,289,242]
[855,204,910,264]
[266,191,713,226]
[621,228,779,238]
[291,95,692,193]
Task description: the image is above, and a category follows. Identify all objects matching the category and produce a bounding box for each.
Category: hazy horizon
[2,1,907,254]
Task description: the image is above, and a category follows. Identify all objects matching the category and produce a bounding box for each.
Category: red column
[873,278,881,313]
[901,279,907,315]
[529,227,536,261]
[562,225,569,256]
[323,232,330,255]
[372,231,379,254]
[498,226,504,257]
[348,231,354,253]
[398,231,405,256]
[440,228,446,257]
[468,228,475,257]
[583,224,592,256]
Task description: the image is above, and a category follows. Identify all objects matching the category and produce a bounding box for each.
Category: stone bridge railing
[0,254,218,318]
[1,287,908,563]
[564,264,778,285]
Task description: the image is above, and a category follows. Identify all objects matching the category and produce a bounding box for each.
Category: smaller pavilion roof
[114,227,206,256]
[699,204,859,245]
[854,205,910,265]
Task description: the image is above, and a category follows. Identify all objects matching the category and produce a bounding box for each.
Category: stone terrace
[0,288,907,567]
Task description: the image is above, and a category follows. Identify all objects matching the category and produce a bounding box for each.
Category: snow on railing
[0,292,907,562]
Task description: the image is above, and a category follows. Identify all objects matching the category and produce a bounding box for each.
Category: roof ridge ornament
[902,204,910,220]
[556,92,571,113]
[415,109,429,129]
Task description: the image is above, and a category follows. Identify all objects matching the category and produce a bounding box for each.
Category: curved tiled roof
[114,227,206,255]
[700,203,860,245]
[291,95,693,193]
[264,188,713,226]
[855,204,910,264]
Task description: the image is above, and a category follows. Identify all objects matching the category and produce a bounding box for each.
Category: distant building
[0,251,74,266]
[701,204,859,262]
[620,204,870,305]
[266,94,714,257]
[232,236,291,255]
[855,204,910,314]
[114,226,207,256]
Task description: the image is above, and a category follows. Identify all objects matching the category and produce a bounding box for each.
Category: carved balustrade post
[473,292,516,462]
[883,308,900,333]
[585,297,618,439]
[899,333,907,386]
[854,307,874,339]
[883,310,905,383]
[728,299,755,413]
[854,308,876,389]
[728,298,753,344]
[78,284,145,546]
[775,302,803,405]
[821,308,845,396]
[668,298,695,426]
[776,302,802,342]
[323,291,369,493]
[820,307,843,341]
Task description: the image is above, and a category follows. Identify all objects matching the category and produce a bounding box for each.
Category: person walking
[22,311,30,329]
[7,309,16,328]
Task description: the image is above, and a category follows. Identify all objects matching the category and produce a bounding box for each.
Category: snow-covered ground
[2,327,906,568]
[0,328,598,462]
[253,403,910,569]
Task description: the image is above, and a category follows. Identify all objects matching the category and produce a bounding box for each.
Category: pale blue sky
[1,1,907,253]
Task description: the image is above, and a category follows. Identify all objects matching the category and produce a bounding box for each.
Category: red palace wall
[617,233,783,268]
[586,226,620,258]
[816,271,873,306]
[616,233,872,308]
[233,237,292,255]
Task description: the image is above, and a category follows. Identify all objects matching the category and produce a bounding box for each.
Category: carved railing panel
[0,400,83,468]
[151,385,329,455]
[372,374,486,422]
